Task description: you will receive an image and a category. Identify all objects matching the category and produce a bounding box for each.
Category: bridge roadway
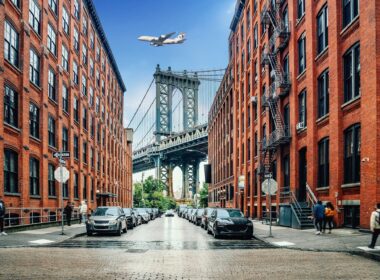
[133,123,208,173]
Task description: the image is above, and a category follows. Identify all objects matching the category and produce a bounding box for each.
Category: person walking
[368,203,380,249]
[64,201,73,226]
[0,196,7,235]
[323,202,335,234]
[79,201,88,224]
[313,200,325,235]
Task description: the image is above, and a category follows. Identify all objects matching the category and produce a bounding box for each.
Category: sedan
[201,207,214,230]
[194,208,204,226]
[87,206,127,236]
[132,209,142,226]
[134,208,150,223]
[122,208,136,229]
[165,210,174,217]
[207,208,253,239]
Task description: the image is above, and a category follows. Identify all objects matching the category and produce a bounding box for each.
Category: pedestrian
[0,196,7,236]
[64,201,73,226]
[323,202,335,234]
[313,200,325,235]
[79,200,88,224]
[368,203,380,249]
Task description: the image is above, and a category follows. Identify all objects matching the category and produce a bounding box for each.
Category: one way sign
[53,151,70,158]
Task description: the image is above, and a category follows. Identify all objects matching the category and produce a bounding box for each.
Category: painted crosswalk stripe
[29,239,54,245]
[272,241,295,246]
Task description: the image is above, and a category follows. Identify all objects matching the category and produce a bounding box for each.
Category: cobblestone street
[0,216,379,279]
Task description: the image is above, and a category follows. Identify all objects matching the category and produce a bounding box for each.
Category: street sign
[53,151,70,158]
[238,175,245,189]
[261,178,278,195]
[54,166,70,183]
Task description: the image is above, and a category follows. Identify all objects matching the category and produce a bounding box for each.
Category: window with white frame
[62,44,69,72]
[4,21,19,67]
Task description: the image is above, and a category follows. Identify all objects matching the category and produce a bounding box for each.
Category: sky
[93,0,235,197]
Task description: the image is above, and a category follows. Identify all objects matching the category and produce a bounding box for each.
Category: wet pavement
[0,216,379,279]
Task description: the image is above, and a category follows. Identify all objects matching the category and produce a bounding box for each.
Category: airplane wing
[138,35,158,42]
[158,32,176,42]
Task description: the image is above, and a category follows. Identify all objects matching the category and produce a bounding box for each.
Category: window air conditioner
[296,122,305,130]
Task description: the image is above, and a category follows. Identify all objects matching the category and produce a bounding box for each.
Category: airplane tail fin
[177,32,186,40]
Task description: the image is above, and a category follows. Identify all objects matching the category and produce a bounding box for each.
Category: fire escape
[259,0,291,176]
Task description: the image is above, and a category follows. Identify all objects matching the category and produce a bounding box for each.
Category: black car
[123,208,136,229]
[207,208,253,239]
[194,208,204,226]
[201,207,214,230]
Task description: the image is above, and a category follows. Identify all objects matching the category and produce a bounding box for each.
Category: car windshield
[123,208,131,215]
[217,209,244,218]
[93,208,119,216]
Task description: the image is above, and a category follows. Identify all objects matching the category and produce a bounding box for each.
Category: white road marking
[357,246,380,251]
[29,239,54,244]
[272,241,295,246]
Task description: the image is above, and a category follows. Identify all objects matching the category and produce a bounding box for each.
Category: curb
[253,234,380,262]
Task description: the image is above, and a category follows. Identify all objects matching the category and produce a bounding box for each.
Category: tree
[133,176,177,210]
[199,183,209,208]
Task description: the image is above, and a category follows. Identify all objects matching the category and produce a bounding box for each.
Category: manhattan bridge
[129,65,223,199]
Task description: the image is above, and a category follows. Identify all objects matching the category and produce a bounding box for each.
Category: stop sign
[54,166,70,183]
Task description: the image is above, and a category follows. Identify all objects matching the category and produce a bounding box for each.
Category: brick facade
[0,0,132,224]
[208,0,380,229]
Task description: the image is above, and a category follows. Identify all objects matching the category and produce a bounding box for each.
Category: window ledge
[296,14,306,27]
[340,16,360,37]
[4,192,21,197]
[315,47,329,62]
[48,145,57,151]
[30,81,42,92]
[297,70,306,81]
[316,186,329,191]
[341,96,360,110]
[30,195,41,199]
[30,135,41,143]
[48,196,57,199]
[341,183,360,189]
[4,123,21,133]
[48,98,58,107]
[4,60,22,75]
[296,126,307,134]
[316,114,329,125]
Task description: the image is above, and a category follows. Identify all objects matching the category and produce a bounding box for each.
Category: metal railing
[306,183,317,207]
[3,207,80,228]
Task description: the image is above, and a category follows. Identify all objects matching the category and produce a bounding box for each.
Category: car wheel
[123,224,127,233]
[207,226,211,234]
[213,225,219,239]
[116,224,122,236]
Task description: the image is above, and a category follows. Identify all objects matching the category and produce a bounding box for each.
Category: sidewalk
[253,220,380,261]
[0,224,86,248]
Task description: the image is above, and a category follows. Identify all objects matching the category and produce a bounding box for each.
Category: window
[318,70,329,118]
[254,132,258,157]
[298,90,307,127]
[317,6,328,54]
[90,148,94,167]
[74,135,79,159]
[83,175,87,200]
[62,7,70,34]
[284,103,290,135]
[29,49,40,86]
[298,34,306,74]
[82,44,87,65]
[90,59,94,77]
[62,84,69,113]
[89,87,94,106]
[63,181,69,198]
[82,107,87,129]
[90,32,94,49]
[318,138,329,188]
[73,61,78,84]
[29,157,40,196]
[283,54,289,76]
[83,142,87,164]
[297,0,305,19]
[101,80,105,95]
[97,123,101,142]
[48,164,56,196]
[29,0,41,34]
[253,25,258,49]
[96,70,100,86]
[283,6,289,31]
[4,149,18,193]
[47,24,57,55]
[4,85,18,127]
[247,138,251,161]
[247,39,251,61]
[62,44,69,72]
[343,43,360,103]
[82,75,87,95]
[82,17,88,35]
[4,21,19,67]
[90,116,95,136]
[74,173,79,199]
[11,0,20,8]
[73,96,79,122]
[343,0,359,28]
[29,103,39,138]
[96,46,100,61]
[74,0,80,19]
[48,69,56,101]
[73,27,79,51]
[62,127,68,151]
[344,124,360,184]
[48,0,57,15]
[283,155,290,191]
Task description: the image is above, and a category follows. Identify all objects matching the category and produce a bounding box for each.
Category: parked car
[184,208,193,219]
[87,206,127,236]
[207,208,253,239]
[165,210,174,217]
[194,208,204,226]
[153,208,160,218]
[135,208,150,223]
[178,205,188,218]
[123,208,136,229]
[189,209,197,223]
[132,209,142,226]
[146,208,155,220]
[201,207,214,230]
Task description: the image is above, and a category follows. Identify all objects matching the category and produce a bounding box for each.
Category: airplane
[138,32,186,47]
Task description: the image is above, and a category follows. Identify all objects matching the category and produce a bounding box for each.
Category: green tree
[199,183,209,208]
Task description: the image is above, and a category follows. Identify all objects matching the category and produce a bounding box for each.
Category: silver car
[134,208,150,223]
[86,206,127,236]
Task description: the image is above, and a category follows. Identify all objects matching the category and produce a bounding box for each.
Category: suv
[87,206,127,236]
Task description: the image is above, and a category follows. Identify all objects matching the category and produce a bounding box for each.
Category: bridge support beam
[181,160,200,199]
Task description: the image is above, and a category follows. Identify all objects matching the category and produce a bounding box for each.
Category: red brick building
[0,0,132,226]
[209,0,379,229]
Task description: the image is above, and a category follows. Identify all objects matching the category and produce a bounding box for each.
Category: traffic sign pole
[60,154,65,235]
[268,173,273,237]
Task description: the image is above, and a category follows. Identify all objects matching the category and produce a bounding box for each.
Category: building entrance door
[298,148,307,202]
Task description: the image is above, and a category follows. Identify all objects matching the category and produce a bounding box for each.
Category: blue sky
[93,0,235,125]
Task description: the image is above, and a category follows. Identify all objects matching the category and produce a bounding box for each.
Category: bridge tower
[153,65,201,199]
